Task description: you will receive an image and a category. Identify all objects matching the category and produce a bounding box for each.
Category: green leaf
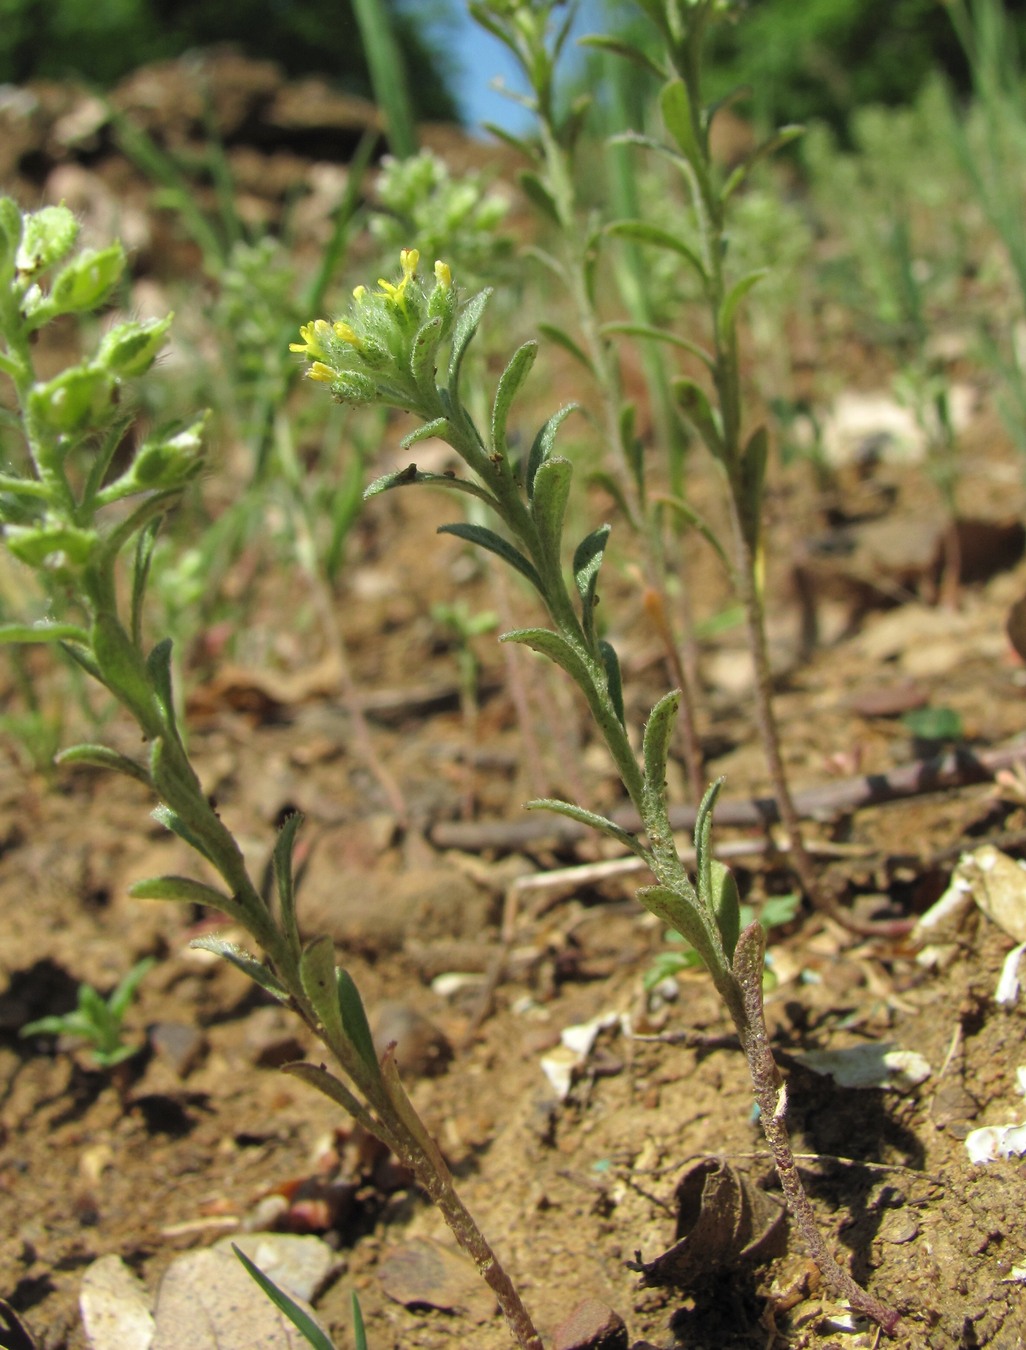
[599,639,626,726]
[674,378,723,459]
[337,969,379,1075]
[740,424,768,551]
[232,1246,336,1350]
[586,469,637,531]
[693,777,725,914]
[400,416,451,448]
[526,404,577,495]
[642,690,680,805]
[722,124,804,201]
[273,812,304,961]
[708,859,740,961]
[518,171,561,226]
[577,33,665,79]
[660,79,702,167]
[653,492,732,576]
[537,323,596,377]
[525,796,648,858]
[300,936,345,1047]
[573,523,610,642]
[352,1291,368,1350]
[146,637,175,727]
[604,220,707,285]
[481,122,538,161]
[447,288,491,400]
[637,882,716,971]
[56,742,152,787]
[410,315,443,401]
[529,456,572,570]
[901,706,964,741]
[283,1062,387,1143]
[0,621,90,645]
[502,626,592,689]
[107,957,155,1020]
[717,270,768,344]
[601,320,714,369]
[492,342,538,458]
[130,873,251,927]
[189,936,289,1001]
[438,522,543,591]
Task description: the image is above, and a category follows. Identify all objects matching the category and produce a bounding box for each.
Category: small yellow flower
[400,248,420,279]
[289,319,331,359]
[434,260,452,291]
[353,285,367,305]
[306,362,336,383]
[333,321,360,346]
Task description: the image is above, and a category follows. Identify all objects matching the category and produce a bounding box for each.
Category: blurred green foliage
[0,0,460,122]
[592,0,1025,136]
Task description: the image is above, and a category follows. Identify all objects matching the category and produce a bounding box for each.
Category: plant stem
[732,924,899,1335]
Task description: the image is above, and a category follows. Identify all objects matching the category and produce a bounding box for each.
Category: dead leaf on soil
[377,1237,497,1323]
[629,1157,785,1290]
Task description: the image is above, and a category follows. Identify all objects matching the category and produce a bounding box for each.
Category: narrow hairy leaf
[599,639,626,726]
[232,1246,335,1350]
[537,322,596,376]
[605,220,707,284]
[674,378,724,459]
[577,33,665,79]
[379,1047,449,1174]
[740,424,769,551]
[654,492,733,576]
[601,320,714,369]
[638,882,718,971]
[150,802,216,864]
[661,79,702,167]
[410,315,443,399]
[526,404,577,495]
[300,936,345,1047]
[352,1291,368,1350]
[337,969,379,1075]
[526,797,649,858]
[146,637,175,726]
[530,456,572,569]
[518,171,561,226]
[492,341,538,458]
[189,936,289,1001]
[573,523,610,641]
[481,122,537,160]
[130,873,251,926]
[0,621,90,644]
[502,626,592,691]
[642,690,681,804]
[273,811,304,961]
[717,270,768,343]
[693,777,725,908]
[56,742,151,787]
[438,522,543,592]
[709,859,741,961]
[400,415,451,448]
[108,957,155,1019]
[723,125,804,200]
[447,287,491,399]
[283,1062,388,1144]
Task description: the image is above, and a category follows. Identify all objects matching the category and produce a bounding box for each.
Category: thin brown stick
[429,741,1026,851]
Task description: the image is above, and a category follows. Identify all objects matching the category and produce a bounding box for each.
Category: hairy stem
[732,924,899,1335]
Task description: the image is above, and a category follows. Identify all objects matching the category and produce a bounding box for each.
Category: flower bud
[4,518,98,572]
[28,365,114,436]
[127,415,207,489]
[49,245,126,315]
[97,314,173,377]
[16,204,79,278]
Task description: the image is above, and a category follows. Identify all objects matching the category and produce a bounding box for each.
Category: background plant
[0,200,545,1350]
[292,225,895,1328]
[20,957,154,1070]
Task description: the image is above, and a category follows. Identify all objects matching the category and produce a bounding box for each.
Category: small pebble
[370,1001,452,1078]
[552,1298,629,1350]
[149,1021,207,1078]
